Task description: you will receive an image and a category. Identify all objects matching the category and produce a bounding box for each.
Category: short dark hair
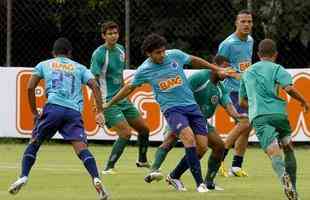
[258,39,277,57]
[236,9,252,19]
[213,55,229,66]
[141,33,167,54]
[53,37,72,55]
[101,21,119,34]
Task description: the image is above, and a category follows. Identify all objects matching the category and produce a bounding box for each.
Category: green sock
[137,132,149,162]
[284,150,297,190]
[105,137,129,170]
[270,155,286,181]
[151,147,170,171]
[205,155,221,184]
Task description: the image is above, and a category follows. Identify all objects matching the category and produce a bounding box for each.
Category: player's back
[33,56,93,112]
[242,60,289,121]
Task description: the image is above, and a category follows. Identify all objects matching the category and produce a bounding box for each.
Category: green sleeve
[219,84,231,106]
[239,77,247,100]
[90,48,104,76]
[275,65,293,87]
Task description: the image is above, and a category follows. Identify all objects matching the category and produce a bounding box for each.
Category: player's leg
[144,129,178,183]
[9,104,61,195]
[254,115,297,200]
[274,115,297,196]
[102,104,132,173]
[227,91,251,177]
[167,106,208,192]
[205,127,225,190]
[62,107,109,200]
[72,141,109,200]
[126,105,150,167]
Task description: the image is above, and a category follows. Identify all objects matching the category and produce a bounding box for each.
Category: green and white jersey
[90,43,125,101]
[189,70,231,119]
[239,60,293,122]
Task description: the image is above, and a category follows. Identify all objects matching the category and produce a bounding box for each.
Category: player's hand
[96,112,105,128]
[235,113,248,123]
[224,67,241,80]
[102,102,111,110]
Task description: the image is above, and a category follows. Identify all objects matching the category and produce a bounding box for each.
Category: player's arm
[276,65,310,112]
[190,56,221,71]
[104,83,138,109]
[27,75,42,117]
[284,85,309,112]
[239,78,248,109]
[87,79,103,114]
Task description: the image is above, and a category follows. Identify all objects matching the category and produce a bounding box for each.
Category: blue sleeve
[275,65,293,87]
[33,62,44,77]
[81,67,95,85]
[171,49,191,66]
[217,41,230,58]
[131,67,148,86]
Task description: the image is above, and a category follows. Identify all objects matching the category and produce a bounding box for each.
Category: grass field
[0,143,309,200]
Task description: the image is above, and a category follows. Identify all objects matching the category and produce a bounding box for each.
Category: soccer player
[239,38,309,200]
[102,33,230,192]
[8,38,109,200]
[217,9,254,177]
[144,55,246,190]
[90,21,150,174]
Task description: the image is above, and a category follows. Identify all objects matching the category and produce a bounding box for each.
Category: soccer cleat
[219,162,229,177]
[228,167,248,177]
[102,168,117,175]
[8,176,28,195]
[93,177,110,200]
[144,170,164,183]
[166,175,187,191]
[282,173,298,200]
[136,161,151,168]
[196,183,209,193]
[206,182,224,191]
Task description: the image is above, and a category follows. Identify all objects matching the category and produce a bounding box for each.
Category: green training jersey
[189,70,231,118]
[239,60,293,122]
[90,43,125,101]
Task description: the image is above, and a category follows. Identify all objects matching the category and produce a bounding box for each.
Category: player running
[8,38,109,200]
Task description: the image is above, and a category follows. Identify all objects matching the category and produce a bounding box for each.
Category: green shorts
[252,114,292,151]
[104,99,140,128]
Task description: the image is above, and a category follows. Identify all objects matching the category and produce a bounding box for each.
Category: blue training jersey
[33,56,94,112]
[218,33,254,92]
[131,49,197,112]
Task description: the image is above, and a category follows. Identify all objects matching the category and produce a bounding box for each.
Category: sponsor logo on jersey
[211,95,219,105]
[239,61,251,72]
[158,75,183,90]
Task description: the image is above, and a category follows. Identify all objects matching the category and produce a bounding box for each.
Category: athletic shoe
[206,182,224,191]
[136,161,151,168]
[8,176,28,195]
[166,175,187,191]
[219,162,229,177]
[93,177,110,200]
[196,183,209,193]
[228,167,248,177]
[144,170,164,183]
[102,168,117,175]
[282,173,298,200]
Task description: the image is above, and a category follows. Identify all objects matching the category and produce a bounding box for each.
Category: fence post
[6,0,12,67]
[125,0,130,69]
[247,0,252,12]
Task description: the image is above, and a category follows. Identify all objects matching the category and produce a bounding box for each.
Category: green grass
[0,143,309,200]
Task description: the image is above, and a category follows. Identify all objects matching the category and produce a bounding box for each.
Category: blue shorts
[230,91,248,115]
[163,104,208,135]
[32,104,87,144]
